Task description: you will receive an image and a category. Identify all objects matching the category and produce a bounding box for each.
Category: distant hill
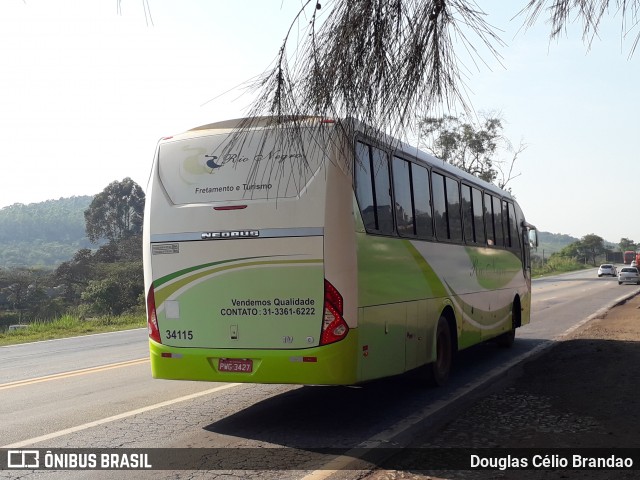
[536,231,619,257]
[536,231,580,256]
[0,197,620,268]
[0,196,94,268]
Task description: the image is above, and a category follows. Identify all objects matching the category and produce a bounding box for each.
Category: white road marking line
[3,383,241,448]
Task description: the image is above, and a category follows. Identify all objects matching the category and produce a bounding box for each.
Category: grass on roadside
[0,314,146,346]
[532,256,591,277]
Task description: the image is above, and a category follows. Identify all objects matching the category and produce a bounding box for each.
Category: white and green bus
[143,116,537,386]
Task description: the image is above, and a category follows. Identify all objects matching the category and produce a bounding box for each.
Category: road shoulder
[364,292,640,479]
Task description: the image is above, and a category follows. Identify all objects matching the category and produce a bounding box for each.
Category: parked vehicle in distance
[598,264,617,277]
[631,260,638,268]
[618,267,640,285]
[623,251,636,264]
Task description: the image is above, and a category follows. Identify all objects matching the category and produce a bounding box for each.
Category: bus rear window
[157,131,323,205]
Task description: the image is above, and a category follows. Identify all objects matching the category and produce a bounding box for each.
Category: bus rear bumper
[148,332,359,385]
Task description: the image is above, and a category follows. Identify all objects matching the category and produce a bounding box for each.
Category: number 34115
[165,330,193,340]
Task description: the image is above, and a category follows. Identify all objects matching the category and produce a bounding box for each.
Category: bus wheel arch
[427,307,457,387]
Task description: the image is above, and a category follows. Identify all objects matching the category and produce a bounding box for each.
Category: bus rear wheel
[428,316,452,387]
[495,329,515,348]
[496,298,519,348]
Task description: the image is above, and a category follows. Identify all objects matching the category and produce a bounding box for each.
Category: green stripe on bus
[154,258,323,307]
[402,240,448,297]
[153,255,271,288]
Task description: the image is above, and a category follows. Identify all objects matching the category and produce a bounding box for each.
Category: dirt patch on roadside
[364,293,640,480]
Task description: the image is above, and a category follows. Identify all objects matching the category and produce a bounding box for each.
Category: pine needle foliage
[245,0,504,138]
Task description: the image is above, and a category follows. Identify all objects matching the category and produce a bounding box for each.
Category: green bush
[80,261,143,316]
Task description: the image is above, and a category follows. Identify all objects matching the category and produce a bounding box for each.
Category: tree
[0,267,56,320]
[580,234,606,266]
[418,113,525,187]
[557,241,585,262]
[80,262,143,316]
[54,248,96,303]
[93,234,142,263]
[556,234,606,265]
[619,238,637,252]
[84,178,145,244]
[520,0,640,58]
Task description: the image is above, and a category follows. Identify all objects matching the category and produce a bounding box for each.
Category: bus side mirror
[528,230,538,249]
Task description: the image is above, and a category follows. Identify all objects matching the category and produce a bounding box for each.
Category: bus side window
[461,184,475,243]
[502,200,511,248]
[412,164,433,238]
[432,173,448,240]
[484,193,495,246]
[354,141,394,235]
[355,142,376,231]
[392,157,415,236]
[370,146,394,235]
[472,187,486,244]
[445,176,462,242]
[507,202,520,251]
[492,195,504,247]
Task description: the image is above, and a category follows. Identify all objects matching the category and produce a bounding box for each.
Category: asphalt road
[1,266,638,479]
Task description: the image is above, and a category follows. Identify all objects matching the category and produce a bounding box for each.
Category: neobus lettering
[201,231,260,239]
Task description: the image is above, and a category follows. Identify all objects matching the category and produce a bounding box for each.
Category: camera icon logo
[7,450,40,469]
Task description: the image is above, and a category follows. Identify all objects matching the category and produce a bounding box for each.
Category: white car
[618,267,640,285]
[598,264,617,277]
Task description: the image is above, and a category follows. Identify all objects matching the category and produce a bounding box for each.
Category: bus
[143,116,538,386]
[623,251,636,264]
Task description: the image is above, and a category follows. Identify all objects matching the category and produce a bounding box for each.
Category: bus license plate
[218,358,253,373]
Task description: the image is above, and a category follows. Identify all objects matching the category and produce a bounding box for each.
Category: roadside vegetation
[531,256,591,277]
[0,312,145,347]
[532,234,637,278]
[0,178,146,345]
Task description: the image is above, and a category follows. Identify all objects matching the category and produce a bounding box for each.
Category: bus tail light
[147,286,162,344]
[320,279,348,345]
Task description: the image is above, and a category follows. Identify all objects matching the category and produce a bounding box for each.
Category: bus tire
[495,329,515,348]
[496,297,519,348]
[428,316,452,387]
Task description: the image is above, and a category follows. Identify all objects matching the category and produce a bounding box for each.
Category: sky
[0,1,638,244]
